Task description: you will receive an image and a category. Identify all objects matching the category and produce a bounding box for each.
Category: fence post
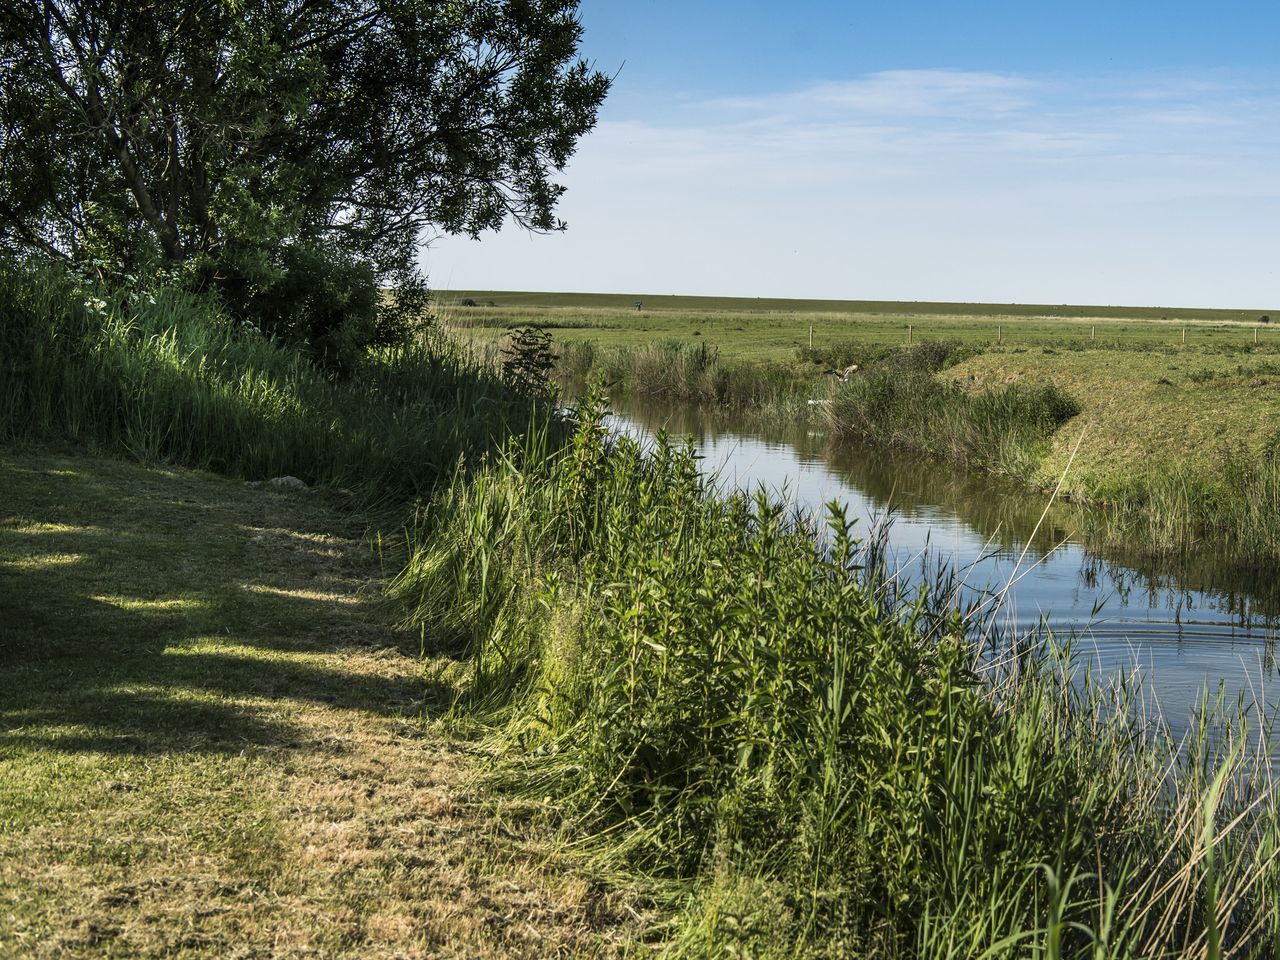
[998,325,1003,344]
[1091,325,1096,342]
[908,324,913,345]
[809,324,813,349]
[1182,327,1187,345]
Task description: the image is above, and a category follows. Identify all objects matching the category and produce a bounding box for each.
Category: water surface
[609,398,1280,732]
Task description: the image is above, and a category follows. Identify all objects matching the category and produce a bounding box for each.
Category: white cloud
[423,69,1280,307]
[711,70,1038,119]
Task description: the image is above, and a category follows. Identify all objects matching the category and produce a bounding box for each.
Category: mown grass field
[947,349,1280,489]
[443,289,1279,361]
[0,446,642,958]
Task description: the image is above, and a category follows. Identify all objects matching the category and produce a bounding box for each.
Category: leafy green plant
[501,326,559,400]
[392,383,1280,957]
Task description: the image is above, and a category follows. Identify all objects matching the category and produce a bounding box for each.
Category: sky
[421,1,1280,308]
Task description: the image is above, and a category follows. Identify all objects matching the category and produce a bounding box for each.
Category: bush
[501,326,558,399]
[211,244,422,375]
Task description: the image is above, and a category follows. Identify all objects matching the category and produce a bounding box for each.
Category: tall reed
[392,385,1280,957]
[556,339,815,413]
[825,369,1080,479]
[1077,444,1280,568]
[824,343,1079,480]
[0,262,541,495]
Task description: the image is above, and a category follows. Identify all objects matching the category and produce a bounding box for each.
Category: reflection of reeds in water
[392,386,1280,957]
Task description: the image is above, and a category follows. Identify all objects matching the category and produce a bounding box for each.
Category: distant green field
[440,290,1280,539]
[440,289,1275,323]
[440,289,1280,361]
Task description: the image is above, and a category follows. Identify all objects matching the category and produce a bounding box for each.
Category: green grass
[391,387,1280,957]
[555,339,814,413]
[944,350,1280,562]
[0,265,647,956]
[444,289,1278,324]
[444,291,1280,364]
[0,446,647,957]
[0,448,385,954]
[0,264,545,498]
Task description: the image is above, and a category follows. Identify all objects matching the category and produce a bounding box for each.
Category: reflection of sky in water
[608,408,1280,734]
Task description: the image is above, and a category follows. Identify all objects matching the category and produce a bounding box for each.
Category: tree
[0,0,609,363]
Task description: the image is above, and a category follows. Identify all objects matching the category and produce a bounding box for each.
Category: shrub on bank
[392,387,1280,957]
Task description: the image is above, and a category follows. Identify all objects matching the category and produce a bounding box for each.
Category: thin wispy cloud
[425,69,1280,307]
[711,70,1038,118]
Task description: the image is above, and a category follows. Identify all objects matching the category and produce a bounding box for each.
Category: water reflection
[609,398,1280,732]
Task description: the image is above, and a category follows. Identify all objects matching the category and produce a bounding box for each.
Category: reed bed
[1077,450,1280,569]
[557,339,816,414]
[391,385,1280,957]
[823,343,1080,481]
[0,263,541,495]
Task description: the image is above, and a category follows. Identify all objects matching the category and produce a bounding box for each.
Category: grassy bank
[0,264,645,955]
[823,341,1079,481]
[390,388,1280,956]
[8,268,1280,956]
[0,265,542,497]
[945,350,1280,562]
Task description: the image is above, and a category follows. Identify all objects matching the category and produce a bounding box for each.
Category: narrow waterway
[609,398,1280,734]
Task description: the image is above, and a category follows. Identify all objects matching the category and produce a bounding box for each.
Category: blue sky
[422,2,1280,307]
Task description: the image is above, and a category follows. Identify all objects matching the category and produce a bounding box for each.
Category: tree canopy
[0,0,608,358]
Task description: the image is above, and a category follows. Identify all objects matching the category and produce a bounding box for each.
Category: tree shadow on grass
[0,455,424,758]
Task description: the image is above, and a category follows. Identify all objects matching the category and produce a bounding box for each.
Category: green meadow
[444,288,1278,359]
